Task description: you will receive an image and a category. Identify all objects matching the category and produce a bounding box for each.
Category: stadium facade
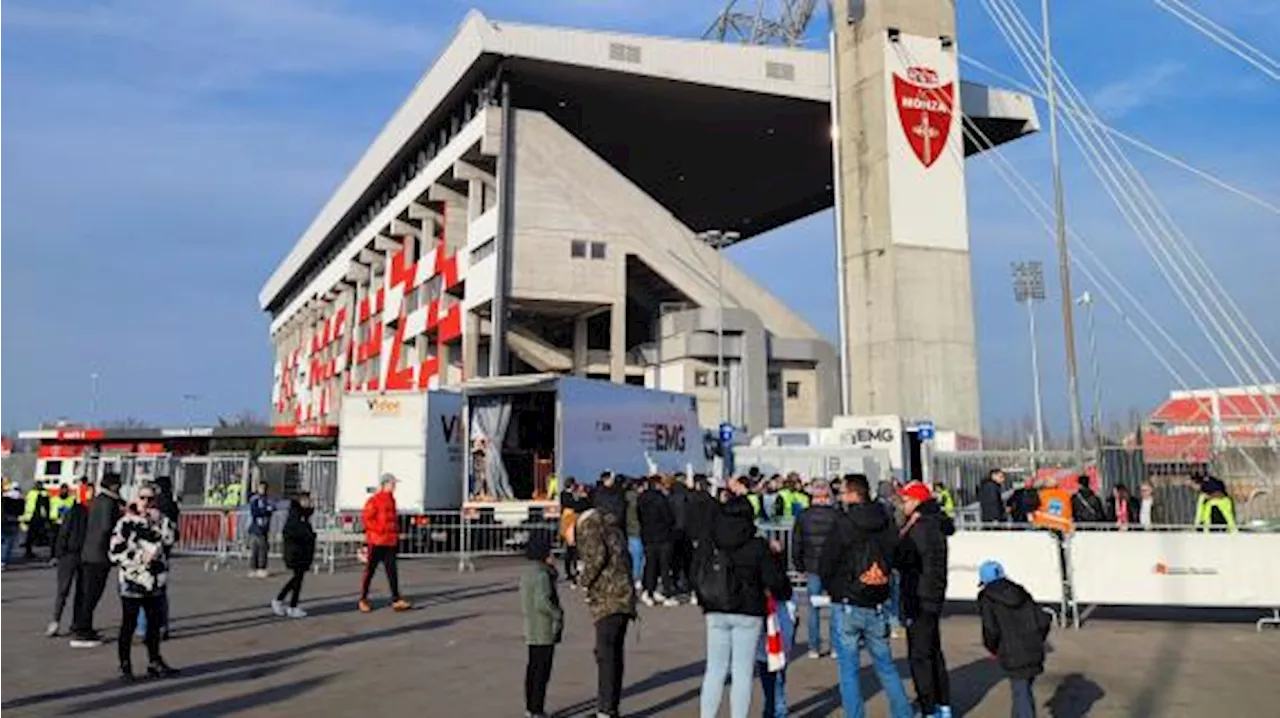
[259,11,1037,435]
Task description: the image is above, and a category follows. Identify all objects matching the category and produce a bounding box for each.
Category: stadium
[258,11,1038,435]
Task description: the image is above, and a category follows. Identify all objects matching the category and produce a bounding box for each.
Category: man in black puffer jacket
[896,481,955,718]
[637,476,678,605]
[793,478,841,658]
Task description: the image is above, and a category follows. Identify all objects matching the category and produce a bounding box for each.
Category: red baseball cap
[899,481,932,503]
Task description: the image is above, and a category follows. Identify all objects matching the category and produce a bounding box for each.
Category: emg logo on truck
[642,423,686,452]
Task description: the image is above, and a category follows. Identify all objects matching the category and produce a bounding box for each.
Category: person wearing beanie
[977,560,1051,718]
[520,532,564,718]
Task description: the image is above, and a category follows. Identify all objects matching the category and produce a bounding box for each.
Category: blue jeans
[1011,677,1036,718]
[137,592,169,636]
[888,571,902,628]
[1,526,17,566]
[628,536,644,582]
[701,613,763,718]
[805,574,837,655]
[835,604,913,718]
[757,661,787,718]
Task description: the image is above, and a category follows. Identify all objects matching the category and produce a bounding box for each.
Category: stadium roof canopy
[260,10,1039,312]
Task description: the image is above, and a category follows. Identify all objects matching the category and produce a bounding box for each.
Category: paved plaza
[2,556,1277,717]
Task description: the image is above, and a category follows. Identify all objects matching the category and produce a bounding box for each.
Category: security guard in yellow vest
[49,484,76,526]
[1196,492,1236,532]
[934,482,956,518]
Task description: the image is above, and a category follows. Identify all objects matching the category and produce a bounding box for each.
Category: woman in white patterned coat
[108,483,179,682]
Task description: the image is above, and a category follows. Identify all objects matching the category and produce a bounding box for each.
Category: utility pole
[1012,262,1047,452]
[1041,0,1086,461]
[696,230,740,427]
[89,372,100,425]
[1077,291,1104,447]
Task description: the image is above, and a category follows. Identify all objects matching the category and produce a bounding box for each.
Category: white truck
[336,390,464,512]
[463,374,705,513]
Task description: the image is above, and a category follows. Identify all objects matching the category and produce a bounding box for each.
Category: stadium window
[45,460,63,476]
[590,242,607,260]
[786,381,800,399]
[570,240,587,258]
[768,373,781,392]
[694,370,709,387]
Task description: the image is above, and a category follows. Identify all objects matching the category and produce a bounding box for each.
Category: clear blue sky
[3,0,1277,434]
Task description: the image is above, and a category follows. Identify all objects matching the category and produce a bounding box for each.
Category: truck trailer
[462,374,704,511]
[335,390,463,512]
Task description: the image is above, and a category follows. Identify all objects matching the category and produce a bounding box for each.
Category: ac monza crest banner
[882,32,969,252]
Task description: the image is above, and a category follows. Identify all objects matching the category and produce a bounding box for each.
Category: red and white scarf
[765,596,787,672]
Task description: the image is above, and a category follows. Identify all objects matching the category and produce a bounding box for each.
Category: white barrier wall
[946,531,1064,604]
[1070,531,1280,608]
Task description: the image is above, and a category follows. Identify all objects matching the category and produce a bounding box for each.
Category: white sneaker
[690,593,699,606]
[286,607,307,619]
[634,580,642,590]
[807,649,821,659]
[661,597,680,607]
[640,593,656,607]
[271,599,286,616]
[69,637,102,648]
[45,621,59,637]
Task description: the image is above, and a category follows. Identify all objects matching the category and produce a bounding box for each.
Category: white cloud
[1090,60,1185,119]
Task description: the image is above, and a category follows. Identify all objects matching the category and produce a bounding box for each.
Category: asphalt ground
[2,555,1277,717]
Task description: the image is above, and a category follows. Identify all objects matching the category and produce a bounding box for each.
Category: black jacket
[793,503,841,574]
[685,489,718,544]
[818,501,897,607]
[701,497,791,616]
[637,489,676,545]
[668,483,689,534]
[55,502,90,560]
[978,479,1005,523]
[896,499,954,618]
[80,493,124,564]
[282,500,318,571]
[2,494,23,529]
[979,578,1050,679]
[1106,495,1139,524]
[1072,488,1106,523]
[1007,487,1040,523]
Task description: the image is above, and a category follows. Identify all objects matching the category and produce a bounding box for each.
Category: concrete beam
[357,248,383,266]
[345,263,371,283]
[390,219,421,238]
[373,233,403,252]
[407,201,442,223]
[428,183,467,206]
[453,159,495,185]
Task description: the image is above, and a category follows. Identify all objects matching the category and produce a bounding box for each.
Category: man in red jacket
[359,474,411,612]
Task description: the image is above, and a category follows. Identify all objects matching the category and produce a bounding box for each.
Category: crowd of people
[2,461,1238,711]
[526,469,1057,718]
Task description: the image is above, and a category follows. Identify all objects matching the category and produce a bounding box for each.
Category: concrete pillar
[463,310,481,380]
[573,316,589,376]
[609,299,625,383]
[833,0,980,435]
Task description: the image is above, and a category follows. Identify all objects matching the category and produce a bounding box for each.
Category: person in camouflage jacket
[575,489,635,718]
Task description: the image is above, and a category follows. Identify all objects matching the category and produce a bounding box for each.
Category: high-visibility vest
[747,493,762,518]
[1196,495,1236,532]
[1032,487,1073,533]
[937,488,956,517]
[50,496,76,524]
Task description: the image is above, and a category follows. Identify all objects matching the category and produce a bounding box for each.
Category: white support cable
[997,0,1280,387]
[889,42,1254,473]
[1154,0,1280,81]
[921,55,1266,475]
[984,0,1280,444]
[958,54,1280,217]
[989,0,1280,422]
[887,41,1205,391]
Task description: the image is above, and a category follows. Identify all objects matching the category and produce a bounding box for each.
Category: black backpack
[694,546,740,612]
[848,535,893,605]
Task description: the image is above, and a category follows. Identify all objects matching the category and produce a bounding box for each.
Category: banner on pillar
[882,31,969,252]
